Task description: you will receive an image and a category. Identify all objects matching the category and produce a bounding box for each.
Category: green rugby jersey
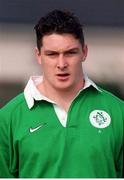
[0,86,124,178]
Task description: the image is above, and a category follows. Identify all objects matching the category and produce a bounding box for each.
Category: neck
[37,79,85,112]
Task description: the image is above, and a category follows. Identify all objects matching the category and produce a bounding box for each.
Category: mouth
[56,73,70,80]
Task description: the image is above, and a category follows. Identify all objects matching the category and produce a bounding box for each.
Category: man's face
[35,33,88,91]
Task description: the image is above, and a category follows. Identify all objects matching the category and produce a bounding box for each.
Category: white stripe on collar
[24,75,101,109]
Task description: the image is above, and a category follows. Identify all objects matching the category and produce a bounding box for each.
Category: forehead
[41,33,81,51]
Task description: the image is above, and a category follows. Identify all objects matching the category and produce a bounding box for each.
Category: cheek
[42,62,55,76]
[42,58,56,67]
[71,62,83,77]
[71,60,82,70]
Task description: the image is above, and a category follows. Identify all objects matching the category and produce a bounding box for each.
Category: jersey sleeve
[0,109,18,178]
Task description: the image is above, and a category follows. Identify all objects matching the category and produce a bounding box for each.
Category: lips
[56,73,70,80]
[57,73,69,76]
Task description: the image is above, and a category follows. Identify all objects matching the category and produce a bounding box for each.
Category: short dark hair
[34,9,85,51]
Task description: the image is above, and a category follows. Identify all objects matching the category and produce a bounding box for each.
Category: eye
[65,50,78,56]
[69,51,77,54]
[45,52,59,57]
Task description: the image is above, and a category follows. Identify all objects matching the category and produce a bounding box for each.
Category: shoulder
[99,87,124,105]
[0,93,27,118]
[96,87,124,117]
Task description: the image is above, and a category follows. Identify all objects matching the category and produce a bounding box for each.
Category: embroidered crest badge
[89,110,111,128]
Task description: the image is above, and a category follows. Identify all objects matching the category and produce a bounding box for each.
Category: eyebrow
[44,47,80,54]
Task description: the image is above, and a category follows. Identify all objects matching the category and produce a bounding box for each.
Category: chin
[54,83,72,91]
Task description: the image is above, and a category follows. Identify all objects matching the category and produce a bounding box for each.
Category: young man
[0,9,123,178]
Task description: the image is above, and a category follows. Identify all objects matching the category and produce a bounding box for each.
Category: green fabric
[0,87,123,178]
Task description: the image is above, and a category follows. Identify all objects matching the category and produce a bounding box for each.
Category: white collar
[24,75,101,109]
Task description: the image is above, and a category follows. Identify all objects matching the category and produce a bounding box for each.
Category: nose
[57,54,68,70]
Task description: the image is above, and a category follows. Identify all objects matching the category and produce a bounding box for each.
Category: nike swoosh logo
[29,123,46,133]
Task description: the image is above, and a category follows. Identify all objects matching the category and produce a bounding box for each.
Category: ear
[35,47,42,64]
[82,45,88,62]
